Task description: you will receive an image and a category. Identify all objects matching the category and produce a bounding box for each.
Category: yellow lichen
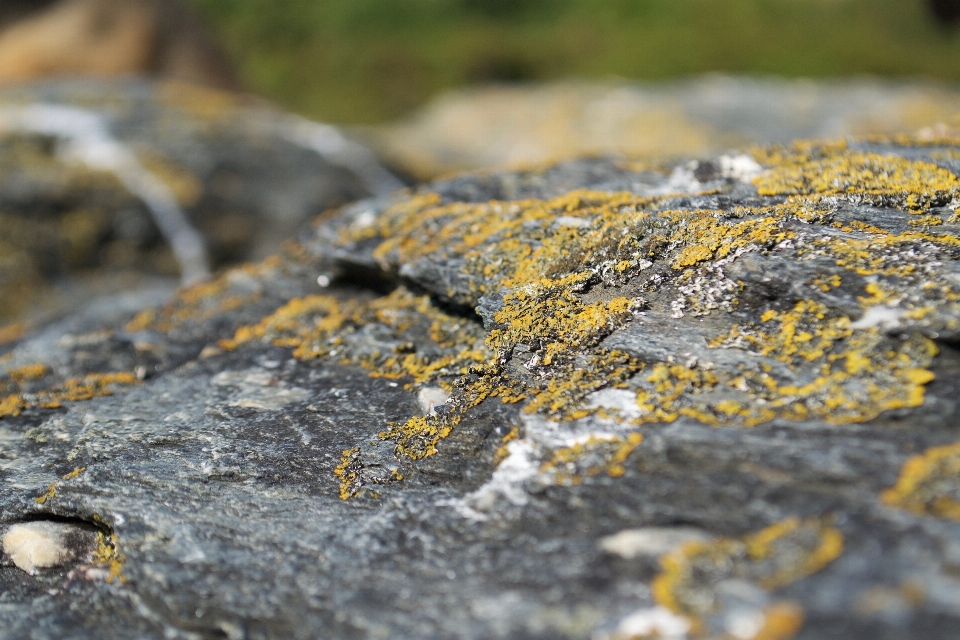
[62,467,86,480]
[493,427,520,466]
[0,322,26,345]
[126,257,282,333]
[882,442,960,520]
[673,244,714,269]
[750,603,806,640]
[1,371,139,419]
[92,515,126,584]
[210,141,953,496]
[34,467,87,505]
[652,516,843,639]
[0,394,26,417]
[334,447,362,500]
[811,274,842,292]
[908,214,944,227]
[697,300,938,427]
[8,363,48,382]
[33,483,57,505]
[219,295,347,351]
[753,141,960,208]
[539,433,644,485]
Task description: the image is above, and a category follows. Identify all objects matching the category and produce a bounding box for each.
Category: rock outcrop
[372,77,960,180]
[0,0,240,90]
[2,137,960,639]
[0,79,403,326]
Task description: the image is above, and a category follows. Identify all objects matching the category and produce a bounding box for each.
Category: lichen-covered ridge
[113,139,960,505]
[288,141,958,474]
[4,139,960,639]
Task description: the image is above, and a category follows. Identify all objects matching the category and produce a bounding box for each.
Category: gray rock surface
[0,78,402,325]
[2,139,960,639]
[371,76,960,179]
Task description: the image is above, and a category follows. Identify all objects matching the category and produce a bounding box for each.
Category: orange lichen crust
[126,257,284,333]
[0,322,27,345]
[334,447,363,500]
[34,467,87,505]
[217,141,956,494]
[882,442,960,520]
[668,300,939,427]
[753,139,960,209]
[538,433,644,485]
[8,363,50,382]
[339,172,949,433]
[0,371,138,419]
[92,515,126,584]
[652,516,843,639]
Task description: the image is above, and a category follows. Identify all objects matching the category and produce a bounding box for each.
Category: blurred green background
[185,0,960,124]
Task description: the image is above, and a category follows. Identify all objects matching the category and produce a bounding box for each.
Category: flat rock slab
[2,138,960,639]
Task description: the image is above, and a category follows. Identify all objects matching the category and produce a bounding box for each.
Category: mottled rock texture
[3,137,960,639]
[372,77,960,180]
[0,79,401,326]
[0,0,240,90]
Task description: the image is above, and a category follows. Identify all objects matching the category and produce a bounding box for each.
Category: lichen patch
[882,441,960,520]
[651,516,843,639]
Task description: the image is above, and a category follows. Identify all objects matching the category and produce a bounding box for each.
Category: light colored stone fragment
[2,521,96,575]
[599,527,710,559]
[418,387,451,415]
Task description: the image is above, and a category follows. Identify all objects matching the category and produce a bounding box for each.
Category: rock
[2,137,960,638]
[0,0,240,90]
[371,76,960,179]
[2,520,100,575]
[0,79,403,326]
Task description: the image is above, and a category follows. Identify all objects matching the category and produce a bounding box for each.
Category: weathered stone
[2,520,99,575]
[0,79,403,326]
[371,76,960,179]
[2,137,960,639]
[0,0,241,90]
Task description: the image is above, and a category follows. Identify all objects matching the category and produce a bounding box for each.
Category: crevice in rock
[13,512,110,537]
[329,261,399,296]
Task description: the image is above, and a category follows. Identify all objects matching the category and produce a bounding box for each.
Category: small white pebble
[418,387,451,415]
[726,608,767,640]
[354,211,376,228]
[317,275,331,288]
[2,522,95,575]
[606,606,691,640]
[555,215,591,228]
[719,154,764,182]
[850,305,907,330]
[599,527,709,559]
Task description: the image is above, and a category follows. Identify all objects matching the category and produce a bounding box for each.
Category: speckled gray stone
[2,141,960,640]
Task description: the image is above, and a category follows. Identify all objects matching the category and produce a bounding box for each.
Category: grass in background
[186,0,960,124]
